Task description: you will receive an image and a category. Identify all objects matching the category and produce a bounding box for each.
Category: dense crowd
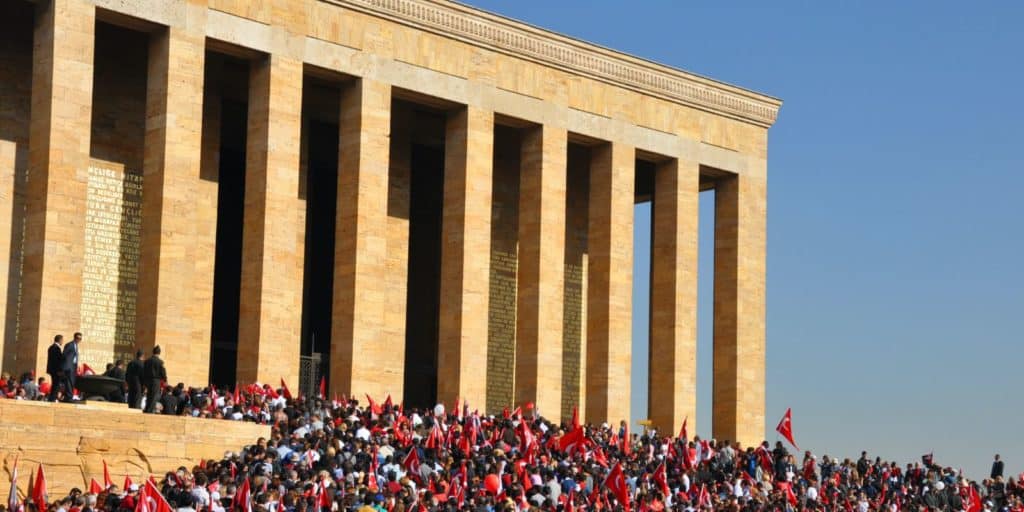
[3,378,1023,512]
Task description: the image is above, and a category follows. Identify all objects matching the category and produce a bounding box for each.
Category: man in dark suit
[61,332,82,401]
[992,454,1004,479]
[142,345,166,413]
[46,334,64,401]
[125,349,145,409]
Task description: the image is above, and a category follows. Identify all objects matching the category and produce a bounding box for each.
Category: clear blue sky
[464,0,1024,480]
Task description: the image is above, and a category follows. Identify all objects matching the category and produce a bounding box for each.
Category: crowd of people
[3,374,1023,512]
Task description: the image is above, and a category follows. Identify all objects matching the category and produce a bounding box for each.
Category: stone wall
[0,400,268,497]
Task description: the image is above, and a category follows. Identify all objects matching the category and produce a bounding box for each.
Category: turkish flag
[232,478,252,512]
[679,417,688,441]
[680,441,694,471]
[775,408,798,449]
[31,465,47,512]
[102,460,113,489]
[366,394,383,415]
[425,424,443,449]
[781,482,798,506]
[89,478,102,495]
[316,482,331,510]
[697,484,711,508]
[279,378,292,400]
[318,376,326,398]
[558,425,585,453]
[653,462,670,497]
[604,463,631,512]
[134,489,150,512]
[517,419,537,453]
[571,406,580,430]
[966,484,982,512]
[402,447,420,474]
[143,477,173,512]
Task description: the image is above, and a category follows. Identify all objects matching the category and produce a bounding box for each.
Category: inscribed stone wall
[560,145,590,419]
[0,4,33,373]
[485,133,519,412]
[80,164,142,365]
[79,24,149,368]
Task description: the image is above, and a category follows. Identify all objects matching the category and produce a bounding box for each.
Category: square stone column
[712,172,767,447]
[137,26,208,385]
[236,55,303,387]
[331,78,397,399]
[17,0,95,375]
[438,106,493,408]
[385,105,412,393]
[515,125,566,417]
[649,158,699,435]
[585,142,634,425]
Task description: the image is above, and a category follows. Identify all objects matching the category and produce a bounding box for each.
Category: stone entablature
[326,0,781,127]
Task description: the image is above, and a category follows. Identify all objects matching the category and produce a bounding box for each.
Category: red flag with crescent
[775,408,798,449]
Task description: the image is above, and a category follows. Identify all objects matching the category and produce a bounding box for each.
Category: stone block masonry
[0,399,268,497]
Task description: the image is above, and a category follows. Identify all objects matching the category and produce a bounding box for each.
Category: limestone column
[17,0,95,375]
[331,79,396,399]
[649,158,699,435]
[585,142,633,425]
[386,105,411,384]
[236,55,303,386]
[515,125,566,416]
[137,26,207,385]
[437,106,493,408]
[712,172,767,447]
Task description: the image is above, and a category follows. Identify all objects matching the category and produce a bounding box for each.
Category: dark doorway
[208,98,247,387]
[402,143,444,409]
[300,120,339,365]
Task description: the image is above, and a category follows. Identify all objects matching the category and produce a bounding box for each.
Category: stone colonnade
[4,0,775,445]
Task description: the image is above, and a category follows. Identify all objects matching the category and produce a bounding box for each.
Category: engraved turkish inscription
[487,247,516,410]
[80,164,142,367]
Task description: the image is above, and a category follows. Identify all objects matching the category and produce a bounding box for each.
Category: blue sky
[464,1,1024,480]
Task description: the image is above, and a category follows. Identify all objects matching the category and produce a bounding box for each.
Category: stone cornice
[320,0,781,127]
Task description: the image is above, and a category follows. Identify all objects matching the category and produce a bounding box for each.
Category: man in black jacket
[142,345,166,413]
[991,454,1004,479]
[125,350,144,409]
[61,332,82,400]
[46,334,64,401]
